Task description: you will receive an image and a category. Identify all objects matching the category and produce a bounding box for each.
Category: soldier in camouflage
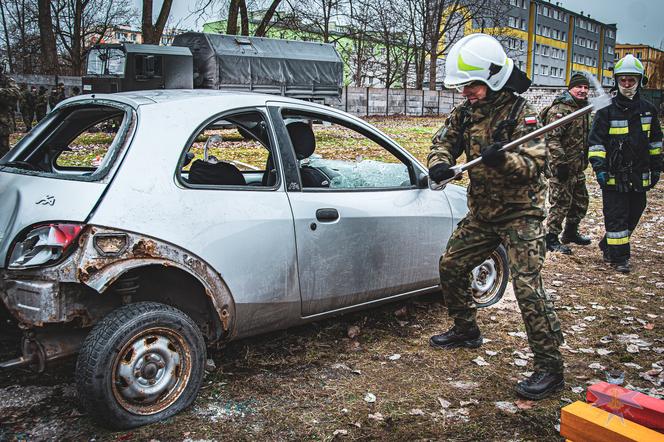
[0,69,21,157]
[19,84,37,132]
[427,34,564,400]
[35,86,48,122]
[543,73,592,254]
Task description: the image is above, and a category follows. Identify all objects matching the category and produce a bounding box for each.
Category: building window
[636,51,642,58]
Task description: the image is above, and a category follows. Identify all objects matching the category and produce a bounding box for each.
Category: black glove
[481,142,506,168]
[428,163,455,183]
[596,171,609,188]
[651,171,661,189]
[555,164,570,182]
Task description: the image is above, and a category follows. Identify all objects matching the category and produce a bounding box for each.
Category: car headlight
[8,223,84,269]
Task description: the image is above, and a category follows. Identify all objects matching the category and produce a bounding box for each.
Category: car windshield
[86,48,126,75]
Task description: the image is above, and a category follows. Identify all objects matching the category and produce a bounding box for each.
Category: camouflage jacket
[0,78,20,131]
[542,90,590,173]
[428,90,547,223]
[19,89,36,111]
[35,92,48,111]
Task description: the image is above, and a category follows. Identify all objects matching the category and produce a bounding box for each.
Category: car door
[268,103,455,317]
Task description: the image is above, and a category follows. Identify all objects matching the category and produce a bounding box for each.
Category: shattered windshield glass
[305,157,410,189]
[86,48,126,75]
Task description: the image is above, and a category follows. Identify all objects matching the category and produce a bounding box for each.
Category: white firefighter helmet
[613,54,646,85]
[444,33,514,91]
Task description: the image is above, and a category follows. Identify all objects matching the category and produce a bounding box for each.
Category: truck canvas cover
[172,32,343,98]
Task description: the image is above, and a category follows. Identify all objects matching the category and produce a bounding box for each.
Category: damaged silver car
[0,90,509,429]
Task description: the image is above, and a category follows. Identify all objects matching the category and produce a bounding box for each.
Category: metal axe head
[582,71,612,111]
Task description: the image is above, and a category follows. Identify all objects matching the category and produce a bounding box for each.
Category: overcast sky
[141,0,664,49]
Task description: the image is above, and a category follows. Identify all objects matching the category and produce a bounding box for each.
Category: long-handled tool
[430,72,612,190]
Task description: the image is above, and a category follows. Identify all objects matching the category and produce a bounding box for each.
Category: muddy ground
[1,116,663,441]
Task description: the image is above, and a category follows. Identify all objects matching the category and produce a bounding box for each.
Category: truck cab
[82,43,193,93]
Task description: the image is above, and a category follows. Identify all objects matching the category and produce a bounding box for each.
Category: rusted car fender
[78,226,235,339]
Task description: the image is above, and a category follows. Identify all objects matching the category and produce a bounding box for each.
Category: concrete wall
[11,74,82,97]
[325,85,572,116]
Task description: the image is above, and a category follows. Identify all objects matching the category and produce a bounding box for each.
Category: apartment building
[484,0,617,87]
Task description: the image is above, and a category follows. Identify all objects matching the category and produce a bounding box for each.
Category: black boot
[430,325,482,349]
[611,259,631,273]
[545,233,572,254]
[515,371,564,400]
[561,223,591,245]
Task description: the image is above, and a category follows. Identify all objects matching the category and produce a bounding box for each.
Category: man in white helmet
[588,54,662,273]
[427,33,564,400]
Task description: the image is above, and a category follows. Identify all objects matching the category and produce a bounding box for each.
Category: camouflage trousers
[0,127,9,158]
[546,172,589,235]
[439,215,564,373]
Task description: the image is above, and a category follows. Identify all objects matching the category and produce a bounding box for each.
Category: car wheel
[471,245,509,308]
[76,302,206,429]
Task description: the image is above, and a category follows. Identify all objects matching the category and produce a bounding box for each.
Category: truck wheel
[76,302,206,429]
[471,245,509,308]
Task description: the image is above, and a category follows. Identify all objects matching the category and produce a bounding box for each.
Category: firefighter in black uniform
[588,54,663,273]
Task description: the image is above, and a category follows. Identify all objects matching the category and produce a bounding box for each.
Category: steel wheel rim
[471,251,504,305]
[111,327,192,415]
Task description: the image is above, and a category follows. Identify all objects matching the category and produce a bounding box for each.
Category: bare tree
[366,0,411,88]
[142,0,173,45]
[283,0,346,43]
[0,0,46,74]
[192,0,283,37]
[334,0,376,86]
[37,0,60,73]
[51,0,133,75]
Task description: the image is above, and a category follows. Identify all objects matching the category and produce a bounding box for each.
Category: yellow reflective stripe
[609,127,629,135]
[607,178,616,185]
[588,151,606,158]
[651,148,662,155]
[642,124,651,131]
[643,180,650,186]
[607,237,629,245]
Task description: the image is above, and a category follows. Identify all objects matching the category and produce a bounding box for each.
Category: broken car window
[0,103,132,180]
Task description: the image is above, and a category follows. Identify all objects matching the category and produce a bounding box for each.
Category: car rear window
[0,102,133,181]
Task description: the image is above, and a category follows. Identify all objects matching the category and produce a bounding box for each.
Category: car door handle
[316,208,339,222]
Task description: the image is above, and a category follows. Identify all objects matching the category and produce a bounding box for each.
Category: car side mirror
[417,172,429,188]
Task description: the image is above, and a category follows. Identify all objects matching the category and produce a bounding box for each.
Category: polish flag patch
[524,116,538,125]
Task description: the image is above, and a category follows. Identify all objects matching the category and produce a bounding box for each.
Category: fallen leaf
[644,323,655,330]
[571,386,584,394]
[472,356,490,366]
[623,362,643,369]
[515,399,535,410]
[588,362,605,370]
[437,397,451,409]
[597,349,613,356]
[495,401,518,414]
[333,429,348,437]
[460,399,479,406]
[394,306,408,318]
[364,393,376,403]
[409,408,425,416]
[368,412,384,421]
[388,354,401,361]
[347,325,361,339]
[485,350,498,356]
[626,344,640,354]
[513,358,528,367]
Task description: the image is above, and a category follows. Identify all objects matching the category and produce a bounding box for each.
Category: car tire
[76,302,206,429]
[471,245,509,308]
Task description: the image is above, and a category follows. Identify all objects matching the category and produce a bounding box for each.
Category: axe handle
[429,103,594,190]
[459,103,593,171]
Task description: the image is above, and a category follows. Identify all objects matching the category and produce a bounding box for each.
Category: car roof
[59,89,328,110]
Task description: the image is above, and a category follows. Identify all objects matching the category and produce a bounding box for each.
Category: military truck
[82,33,343,99]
